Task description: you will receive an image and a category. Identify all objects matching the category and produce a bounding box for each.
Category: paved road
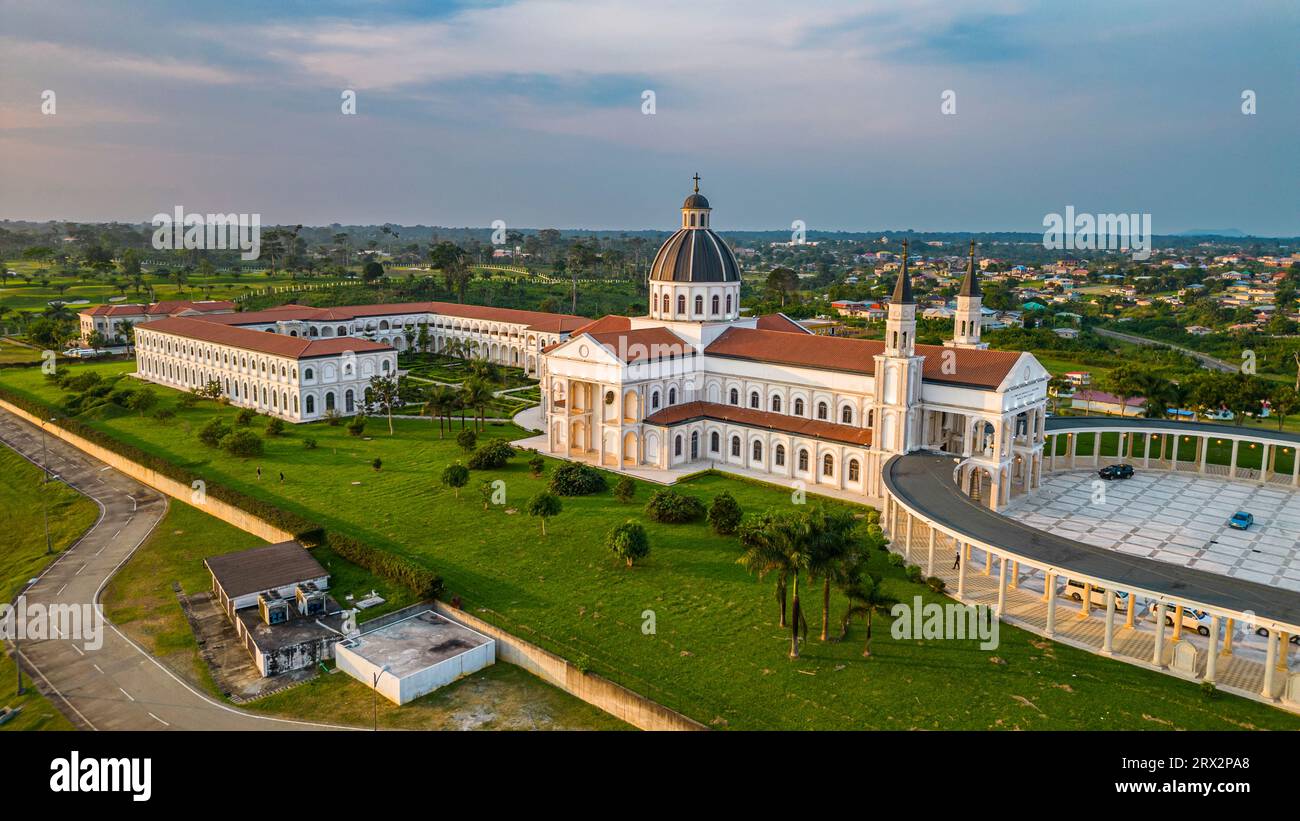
[1093,327,1236,372]
[0,408,345,730]
[883,451,1300,628]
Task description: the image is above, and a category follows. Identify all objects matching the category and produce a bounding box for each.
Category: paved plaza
[1005,470,1300,593]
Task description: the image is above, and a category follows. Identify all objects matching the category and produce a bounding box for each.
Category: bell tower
[870,240,925,494]
[948,240,987,349]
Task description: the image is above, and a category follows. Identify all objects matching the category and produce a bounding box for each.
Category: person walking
[279,471,284,483]
[256,466,262,480]
[951,550,960,570]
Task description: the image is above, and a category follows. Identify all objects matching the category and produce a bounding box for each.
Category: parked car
[1149,604,1212,636]
[1064,580,1129,611]
[1098,464,1134,480]
[1227,511,1254,530]
[1252,626,1300,644]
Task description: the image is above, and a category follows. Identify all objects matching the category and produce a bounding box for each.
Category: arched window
[304,368,314,380]
[725,294,732,315]
[771,395,781,413]
[345,389,355,413]
[729,388,739,405]
[817,402,828,420]
[841,405,853,424]
[797,449,809,471]
[651,390,660,410]
[710,431,720,452]
[749,391,760,409]
[711,295,720,315]
[730,436,741,458]
[867,409,874,427]
[848,459,860,482]
[774,444,786,466]
[668,387,677,405]
[326,392,336,411]
[823,454,834,477]
[675,435,683,456]
[794,398,804,416]
[695,295,703,315]
[662,294,671,313]
[752,440,762,462]
[382,360,391,373]
[677,295,686,315]
[305,395,315,414]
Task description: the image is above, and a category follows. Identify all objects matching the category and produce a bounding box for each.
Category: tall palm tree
[806,505,861,642]
[461,377,494,431]
[838,568,899,658]
[738,512,790,627]
[738,510,812,658]
[423,385,458,437]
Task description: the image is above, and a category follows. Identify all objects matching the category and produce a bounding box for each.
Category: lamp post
[371,665,390,731]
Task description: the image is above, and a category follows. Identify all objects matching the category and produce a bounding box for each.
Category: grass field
[0,339,45,365]
[4,360,1300,729]
[102,495,625,728]
[0,446,100,731]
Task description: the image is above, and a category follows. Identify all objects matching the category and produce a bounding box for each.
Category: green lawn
[0,339,45,365]
[4,361,1299,729]
[0,446,99,731]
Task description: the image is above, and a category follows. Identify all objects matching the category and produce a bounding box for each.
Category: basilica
[537,182,1051,508]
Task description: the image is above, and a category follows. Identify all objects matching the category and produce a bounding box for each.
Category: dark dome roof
[649,228,741,283]
[682,193,711,209]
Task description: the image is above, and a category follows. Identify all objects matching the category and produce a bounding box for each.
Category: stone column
[1221,618,1235,657]
[995,555,1007,616]
[1229,439,1239,478]
[1199,436,1208,474]
[1045,581,1057,637]
[1102,592,1116,655]
[1153,603,1166,668]
[1042,571,1054,603]
[956,542,967,599]
[904,513,913,563]
[1263,632,1278,699]
[1079,582,1091,619]
[926,528,935,578]
[1204,615,1220,684]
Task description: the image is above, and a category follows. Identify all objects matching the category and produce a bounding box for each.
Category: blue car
[1228,511,1254,530]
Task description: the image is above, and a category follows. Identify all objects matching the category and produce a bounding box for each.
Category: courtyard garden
[2,359,1299,729]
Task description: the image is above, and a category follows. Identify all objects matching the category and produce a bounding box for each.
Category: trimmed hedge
[326,533,445,600]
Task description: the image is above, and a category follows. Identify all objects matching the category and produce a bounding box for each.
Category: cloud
[1,38,246,85]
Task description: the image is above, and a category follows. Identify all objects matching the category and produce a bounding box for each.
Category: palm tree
[738,512,790,627]
[738,509,812,658]
[805,505,861,641]
[461,377,494,431]
[423,385,458,437]
[839,569,899,658]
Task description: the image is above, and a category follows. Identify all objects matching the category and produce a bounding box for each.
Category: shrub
[126,387,157,415]
[467,439,514,470]
[149,407,175,423]
[528,454,545,477]
[65,372,102,393]
[644,489,705,524]
[526,491,562,535]
[372,457,383,471]
[219,429,263,458]
[456,428,477,453]
[548,463,607,496]
[346,415,367,437]
[236,407,256,425]
[177,392,199,409]
[887,552,906,568]
[1200,681,1219,700]
[323,409,342,426]
[607,521,650,567]
[479,480,496,510]
[265,418,285,437]
[613,476,635,503]
[198,417,232,448]
[707,491,743,535]
[303,437,317,450]
[925,576,947,593]
[441,463,469,497]
[905,564,924,583]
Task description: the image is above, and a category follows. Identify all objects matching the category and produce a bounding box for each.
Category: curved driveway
[1,408,346,730]
[883,450,1300,629]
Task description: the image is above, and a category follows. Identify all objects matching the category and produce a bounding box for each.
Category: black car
[1098,464,1134,480]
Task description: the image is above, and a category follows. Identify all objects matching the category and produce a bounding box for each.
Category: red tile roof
[644,401,873,447]
[704,327,1022,389]
[585,328,692,363]
[136,317,393,359]
[754,313,812,333]
[196,301,587,333]
[82,300,234,317]
[569,314,632,336]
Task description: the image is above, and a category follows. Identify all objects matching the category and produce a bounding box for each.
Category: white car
[1064,579,1129,611]
[1148,604,1212,636]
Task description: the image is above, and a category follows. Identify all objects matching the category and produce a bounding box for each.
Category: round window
[605,391,615,404]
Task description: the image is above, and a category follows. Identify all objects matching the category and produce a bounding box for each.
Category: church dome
[649,175,740,283]
[649,227,741,283]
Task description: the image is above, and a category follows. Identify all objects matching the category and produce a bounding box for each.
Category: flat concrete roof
[341,611,491,679]
[237,599,345,652]
[884,451,1300,628]
[1047,416,1300,447]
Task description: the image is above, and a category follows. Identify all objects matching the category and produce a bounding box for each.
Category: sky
[1,0,1297,235]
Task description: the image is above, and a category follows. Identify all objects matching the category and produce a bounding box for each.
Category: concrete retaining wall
[433,602,706,731]
[0,397,295,544]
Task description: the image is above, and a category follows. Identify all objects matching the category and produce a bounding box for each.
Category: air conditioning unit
[259,591,289,626]
[296,583,326,617]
